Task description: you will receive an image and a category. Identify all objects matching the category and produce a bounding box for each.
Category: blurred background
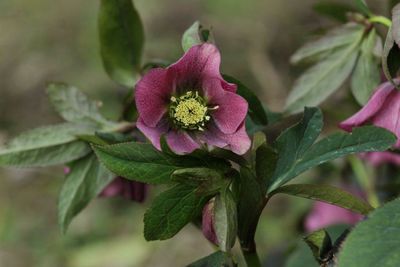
[0,0,388,266]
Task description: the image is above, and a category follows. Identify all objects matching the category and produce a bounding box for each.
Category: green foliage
[286,24,364,113]
[181,21,214,52]
[143,184,210,241]
[271,184,373,215]
[93,142,201,184]
[186,251,232,267]
[313,2,355,22]
[382,26,400,86]
[47,83,113,127]
[268,107,396,192]
[303,229,333,264]
[98,0,144,87]
[214,188,237,252]
[268,107,322,191]
[338,198,400,267]
[354,0,372,16]
[58,154,114,233]
[351,29,381,105]
[223,75,268,126]
[0,123,92,167]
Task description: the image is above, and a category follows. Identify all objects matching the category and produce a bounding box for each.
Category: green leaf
[382,26,400,86]
[290,24,364,65]
[285,241,318,267]
[313,2,355,22]
[223,75,268,126]
[303,229,333,263]
[144,184,210,240]
[181,21,214,52]
[171,167,227,195]
[268,126,396,193]
[236,167,266,248]
[271,184,373,215]
[0,123,92,167]
[214,188,237,252]
[351,29,381,105]
[255,143,278,186]
[47,83,112,127]
[354,0,372,16]
[93,142,201,184]
[58,154,114,233]
[268,107,323,190]
[98,0,144,87]
[186,251,231,267]
[285,26,364,114]
[338,197,400,267]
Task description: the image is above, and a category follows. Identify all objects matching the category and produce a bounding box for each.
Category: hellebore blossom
[340,81,400,166]
[99,177,148,203]
[135,44,251,155]
[201,199,218,245]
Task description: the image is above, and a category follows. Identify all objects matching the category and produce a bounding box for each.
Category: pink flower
[201,199,218,245]
[304,201,364,232]
[135,44,251,155]
[99,177,148,203]
[340,81,400,166]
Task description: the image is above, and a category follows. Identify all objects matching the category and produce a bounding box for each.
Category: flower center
[169,91,211,131]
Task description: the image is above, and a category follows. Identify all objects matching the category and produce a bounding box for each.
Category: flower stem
[369,15,392,28]
[242,245,263,267]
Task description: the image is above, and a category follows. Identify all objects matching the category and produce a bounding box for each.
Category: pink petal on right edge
[166,130,200,155]
[135,68,172,127]
[339,81,395,131]
[203,122,251,155]
[136,117,169,151]
[360,151,400,166]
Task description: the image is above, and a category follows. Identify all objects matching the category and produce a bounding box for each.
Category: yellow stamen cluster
[169,91,211,131]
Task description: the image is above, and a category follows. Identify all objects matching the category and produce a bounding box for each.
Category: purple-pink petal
[136,117,169,150]
[203,122,251,155]
[166,130,200,154]
[212,91,248,134]
[169,44,222,87]
[339,81,394,132]
[202,200,218,245]
[135,68,172,127]
[99,177,148,203]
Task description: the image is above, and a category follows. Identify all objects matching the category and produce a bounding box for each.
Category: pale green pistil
[169,91,213,131]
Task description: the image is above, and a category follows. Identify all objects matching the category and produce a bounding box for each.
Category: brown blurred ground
[0,0,386,266]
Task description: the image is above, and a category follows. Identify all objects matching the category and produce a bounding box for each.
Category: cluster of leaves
[1,0,400,266]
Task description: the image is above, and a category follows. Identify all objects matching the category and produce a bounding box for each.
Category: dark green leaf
[181,21,214,52]
[354,0,372,16]
[351,29,381,105]
[290,24,364,65]
[268,126,396,193]
[58,154,114,233]
[382,27,400,86]
[0,123,92,167]
[47,83,112,127]
[285,242,318,267]
[187,251,231,267]
[304,229,333,263]
[77,134,109,146]
[271,184,373,215]
[95,131,136,144]
[286,26,364,113]
[214,188,237,252]
[256,143,278,186]
[144,184,209,240]
[268,107,323,190]
[93,142,200,184]
[237,167,266,248]
[313,2,355,22]
[223,75,268,125]
[338,197,400,267]
[98,0,144,87]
